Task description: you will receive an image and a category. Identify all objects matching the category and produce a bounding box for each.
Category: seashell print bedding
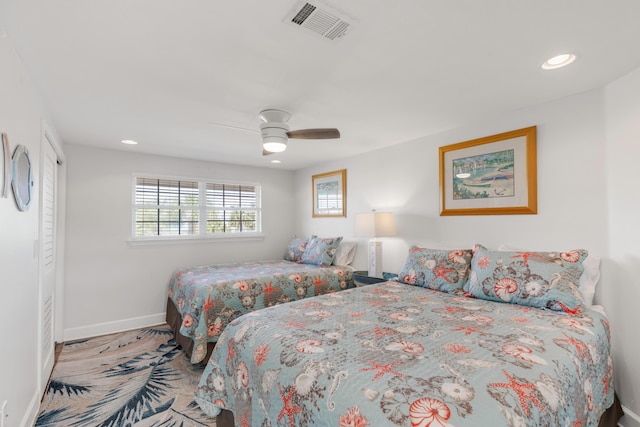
[196,281,614,426]
[167,259,354,363]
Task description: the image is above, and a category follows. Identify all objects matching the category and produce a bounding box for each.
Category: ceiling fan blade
[262,149,276,156]
[286,128,340,139]
[209,122,259,133]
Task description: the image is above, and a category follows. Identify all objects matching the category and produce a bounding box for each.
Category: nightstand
[353,271,397,287]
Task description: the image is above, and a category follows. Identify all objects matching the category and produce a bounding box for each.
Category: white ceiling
[2,0,640,170]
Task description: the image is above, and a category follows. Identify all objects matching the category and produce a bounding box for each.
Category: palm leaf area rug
[36,324,217,426]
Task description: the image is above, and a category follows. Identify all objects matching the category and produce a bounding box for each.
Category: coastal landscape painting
[439,127,537,216]
[452,149,515,200]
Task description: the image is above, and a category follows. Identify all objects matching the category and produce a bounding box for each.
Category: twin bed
[166,236,355,364]
[167,240,621,426]
[167,259,355,364]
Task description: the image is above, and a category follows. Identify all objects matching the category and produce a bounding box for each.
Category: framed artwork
[312,169,346,217]
[439,126,537,216]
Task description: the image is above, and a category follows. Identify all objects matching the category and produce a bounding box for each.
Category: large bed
[194,245,621,426]
[167,237,356,364]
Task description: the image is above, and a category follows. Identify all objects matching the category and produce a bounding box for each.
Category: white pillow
[578,254,600,307]
[334,241,357,266]
[497,244,600,307]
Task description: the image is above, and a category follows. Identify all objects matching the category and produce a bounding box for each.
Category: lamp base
[367,239,383,278]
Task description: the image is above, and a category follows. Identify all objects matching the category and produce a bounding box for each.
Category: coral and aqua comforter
[196,281,614,426]
[167,259,354,363]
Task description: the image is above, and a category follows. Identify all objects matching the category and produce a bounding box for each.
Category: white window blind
[133,176,261,239]
[206,183,259,233]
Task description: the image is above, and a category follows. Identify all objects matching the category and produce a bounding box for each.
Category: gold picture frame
[439,126,537,216]
[312,169,346,218]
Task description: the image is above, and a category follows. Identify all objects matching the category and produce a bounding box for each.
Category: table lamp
[354,210,396,278]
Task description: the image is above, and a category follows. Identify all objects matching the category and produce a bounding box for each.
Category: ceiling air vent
[284,0,356,41]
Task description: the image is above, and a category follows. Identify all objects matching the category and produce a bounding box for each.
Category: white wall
[295,85,640,425]
[295,88,608,272]
[604,66,640,427]
[3,16,638,422]
[0,36,57,426]
[63,145,295,339]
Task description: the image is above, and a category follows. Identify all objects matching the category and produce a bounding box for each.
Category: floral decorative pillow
[283,236,310,262]
[397,246,473,293]
[300,236,343,266]
[498,244,600,307]
[468,244,588,314]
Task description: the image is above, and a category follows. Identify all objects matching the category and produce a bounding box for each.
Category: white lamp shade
[354,212,396,238]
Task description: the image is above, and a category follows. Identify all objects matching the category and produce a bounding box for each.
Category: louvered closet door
[39,137,58,394]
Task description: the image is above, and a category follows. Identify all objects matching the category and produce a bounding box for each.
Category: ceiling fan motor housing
[261,122,289,152]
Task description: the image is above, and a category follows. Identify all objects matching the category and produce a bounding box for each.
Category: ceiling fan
[212,109,340,155]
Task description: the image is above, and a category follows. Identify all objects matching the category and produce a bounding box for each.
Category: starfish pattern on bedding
[556,301,582,316]
[202,294,216,311]
[312,276,327,293]
[555,332,590,360]
[360,359,404,381]
[261,281,277,303]
[510,252,538,265]
[433,264,454,282]
[512,251,557,266]
[277,382,302,427]
[489,369,545,417]
[454,326,482,336]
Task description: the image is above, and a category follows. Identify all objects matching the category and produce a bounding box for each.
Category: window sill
[127,233,265,246]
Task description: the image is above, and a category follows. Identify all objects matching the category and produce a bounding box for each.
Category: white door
[38,134,58,394]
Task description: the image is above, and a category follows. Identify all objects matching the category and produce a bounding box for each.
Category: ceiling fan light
[263,137,287,153]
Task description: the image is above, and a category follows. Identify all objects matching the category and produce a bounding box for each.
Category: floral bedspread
[196,281,614,426]
[167,259,354,363]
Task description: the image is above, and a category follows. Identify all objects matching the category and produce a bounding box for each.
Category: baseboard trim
[62,312,166,342]
[620,405,640,427]
[20,391,40,427]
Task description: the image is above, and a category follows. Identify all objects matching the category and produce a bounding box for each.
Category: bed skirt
[166,297,215,364]
[214,389,623,427]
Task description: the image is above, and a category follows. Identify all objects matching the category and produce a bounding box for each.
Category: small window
[133,176,261,239]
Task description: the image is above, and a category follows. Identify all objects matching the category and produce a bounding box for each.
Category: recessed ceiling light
[270,159,281,164]
[121,139,138,145]
[541,53,576,70]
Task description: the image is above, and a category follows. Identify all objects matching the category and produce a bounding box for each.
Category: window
[206,183,258,233]
[133,176,261,239]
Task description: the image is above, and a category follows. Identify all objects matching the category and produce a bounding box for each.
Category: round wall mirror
[11,145,33,211]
